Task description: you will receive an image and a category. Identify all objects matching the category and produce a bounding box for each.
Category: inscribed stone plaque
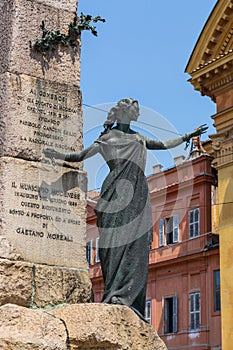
[0,157,87,268]
[0,0,80,86]
[0,73,82,161]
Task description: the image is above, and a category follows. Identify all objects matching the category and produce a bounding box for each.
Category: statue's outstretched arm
[43,142,100,162]
[145,124,208,150]
[145,136,184,150]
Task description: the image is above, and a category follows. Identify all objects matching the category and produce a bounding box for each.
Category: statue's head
[104,98,139,129]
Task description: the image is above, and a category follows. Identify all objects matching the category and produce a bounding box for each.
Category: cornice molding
[211,106,233,131]
[188,53,233,100]
[186,0,233,74]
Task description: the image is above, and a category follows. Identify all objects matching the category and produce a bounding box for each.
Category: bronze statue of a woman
[44,98,207,321]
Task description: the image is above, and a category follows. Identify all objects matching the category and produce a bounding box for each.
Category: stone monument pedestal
[0,0,92,308]
[0,303,167,350]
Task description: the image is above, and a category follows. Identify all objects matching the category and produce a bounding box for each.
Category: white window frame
[173,214,179,243]
[95,237,100,263]
[164,295,178,334]
[189,208,200,238]
[145,300,152,323]
[159,218,164,246]
[190,292,200,330]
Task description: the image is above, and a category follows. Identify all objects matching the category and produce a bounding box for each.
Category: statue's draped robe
[94,129,153,319]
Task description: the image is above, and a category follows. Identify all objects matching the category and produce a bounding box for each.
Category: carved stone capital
[210,132,233,169]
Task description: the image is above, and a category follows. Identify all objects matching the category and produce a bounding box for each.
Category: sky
[77,0,218,190]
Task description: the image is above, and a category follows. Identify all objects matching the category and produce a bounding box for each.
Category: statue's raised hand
[191,124,208,137]
[183,124,208,142]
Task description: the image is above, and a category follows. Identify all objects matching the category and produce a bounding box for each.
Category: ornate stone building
[185,0,233,348]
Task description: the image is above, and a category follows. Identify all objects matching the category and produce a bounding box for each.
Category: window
[214,270,221,312]
[190,292,200,330]
[164,296,178,334]
[86,240,92,265]
[145,300,152,323]
[95,237,100,263]
[189,208,200,238]
[159,215,179,246]
[166,215,179,244]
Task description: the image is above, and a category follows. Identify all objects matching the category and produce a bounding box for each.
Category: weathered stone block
[0,258,92,308]
[0,259,32,307]
[0,72,82,160]
[0,303,167,350]
[51,303,168,350]
[0,0,81,86]
[33,264,92,308]
[0,157,87,268]
[0,304,67,350]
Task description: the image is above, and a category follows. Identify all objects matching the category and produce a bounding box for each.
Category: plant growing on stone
[31,13,105,53]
